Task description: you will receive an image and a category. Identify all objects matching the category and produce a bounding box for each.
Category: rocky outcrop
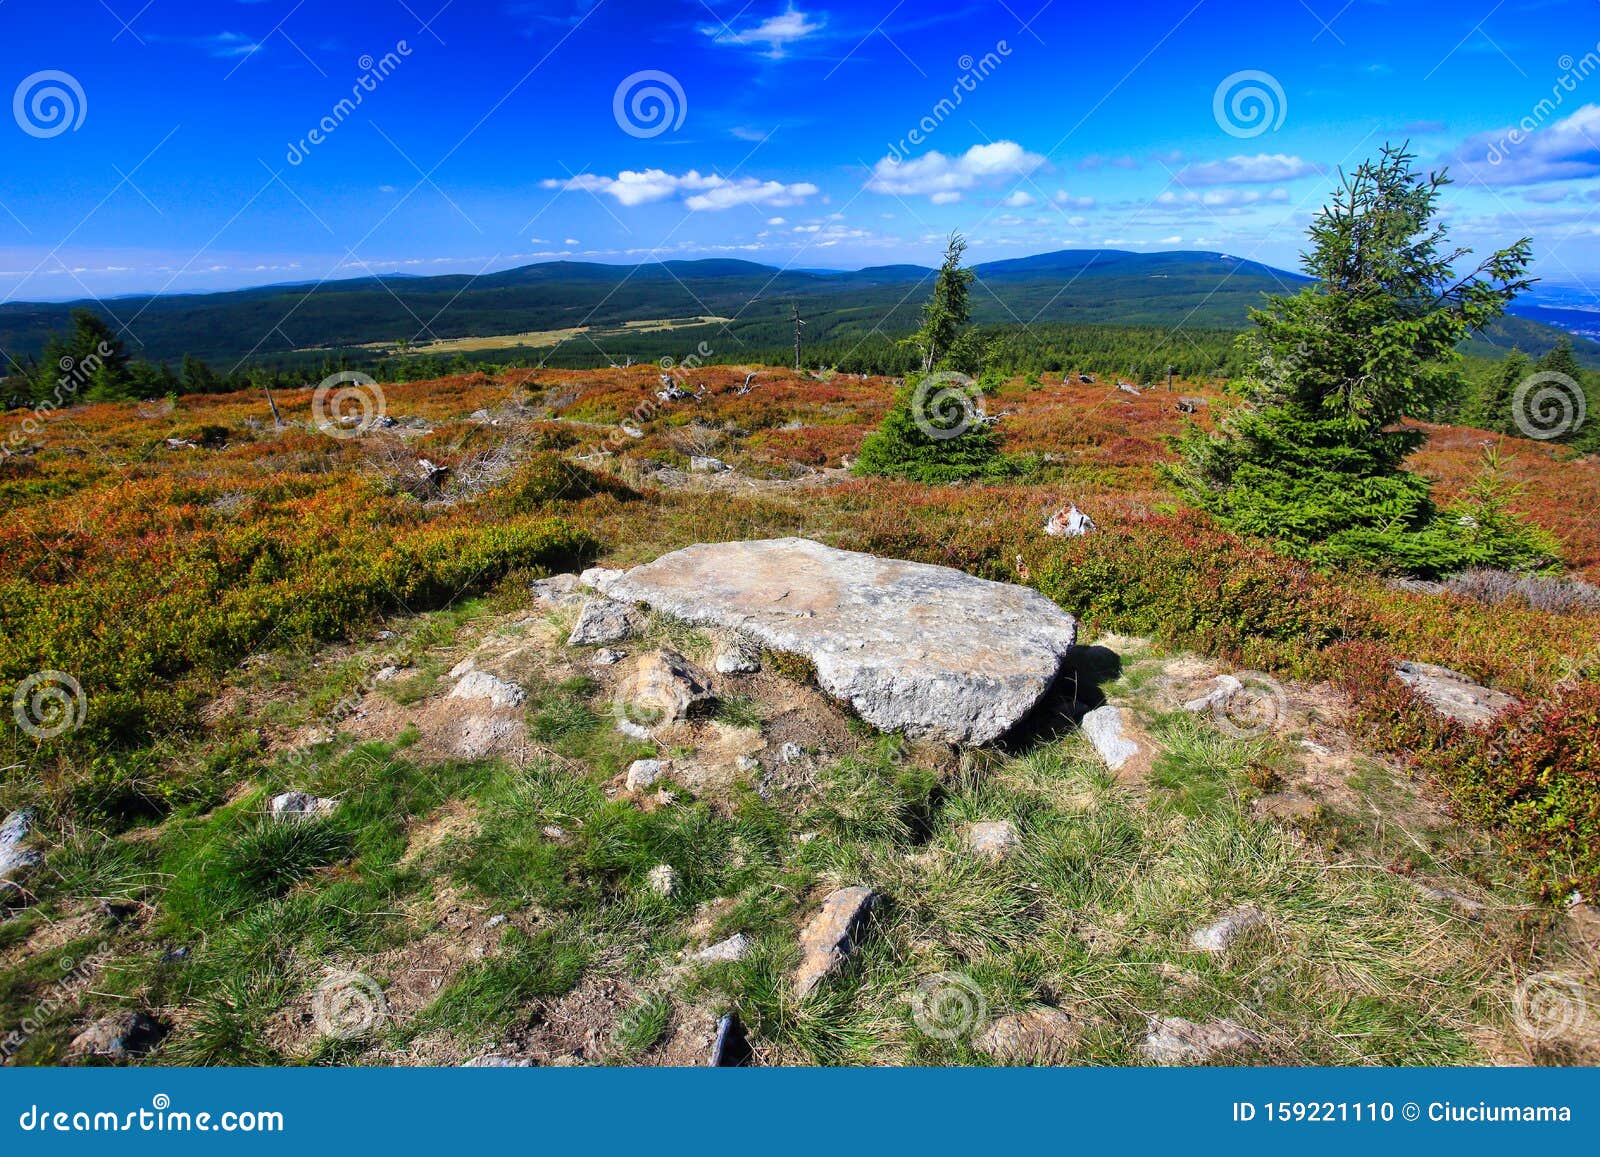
[625,759,670,791]
[976,1006,1080,1064]
[269,792,338,820]
[616,650,713,728]
[1080,705,1143,773]
[794,886,876,997]
[1395,661,1516,726]
[566,597,636,646]
[589,539,1077,745]
[448,671,526,709]
[965,820,1020,863]
[1189,904,1266,952]
[1140,1016,1261,1064]
[0,808,42,885]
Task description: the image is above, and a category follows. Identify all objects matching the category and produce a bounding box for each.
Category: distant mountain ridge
[0,248,1592,368]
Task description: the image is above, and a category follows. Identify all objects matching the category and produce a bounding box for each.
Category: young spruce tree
[1172,144,1552,576]
[855,232,1009,482]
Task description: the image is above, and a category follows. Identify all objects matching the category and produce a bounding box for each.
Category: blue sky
[2,0,1599,302]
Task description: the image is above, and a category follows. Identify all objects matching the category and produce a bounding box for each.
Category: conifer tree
[1172,144,1548,575]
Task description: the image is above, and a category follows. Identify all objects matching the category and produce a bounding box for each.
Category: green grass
[413,925,589,1040]
[0,591,1543,1068]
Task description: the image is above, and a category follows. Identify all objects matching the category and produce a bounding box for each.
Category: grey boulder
[599,538,1077,745]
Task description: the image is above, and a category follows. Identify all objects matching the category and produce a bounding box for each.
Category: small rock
[794,886,876,997]
[1395,660,1517,726]
[690,455,731,473]
[779,742,805,763]
[269,791,337,820]
[713,635,762,674]
[161,946,190,963]
[566,598,636,647]
[1080,704,1143,773]
[646,864,679,897]
[486,914,508,929]
[449,670,526,709]
[373,666,400,683]
[1189,904,1266,952]
[1139,1016,1261,1065]
[736,754,762,774]
[620,650,713,726]
[0,808,43,883]
[688,933,751,965]
[578,566,625,594]
[530,573,585,608]
[976,1006,1079,1064]
[448,657,477,678]
[1418,883,1487,921]
[965,820,1020,863]
[593,648,627,665]
[626,759,670,791]
[69,1012,167,1060]
[1181,674,1243,713]
[461,1054,533,1067]
[617,719,653,741]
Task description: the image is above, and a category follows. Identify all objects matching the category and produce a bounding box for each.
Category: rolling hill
[0,249,1593,371]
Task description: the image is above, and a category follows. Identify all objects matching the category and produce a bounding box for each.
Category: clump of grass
[415,925,588,1040]
[610,991,673,1060]
[713,694,765,729]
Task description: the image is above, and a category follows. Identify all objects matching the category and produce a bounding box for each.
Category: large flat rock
[596,538,1078,745]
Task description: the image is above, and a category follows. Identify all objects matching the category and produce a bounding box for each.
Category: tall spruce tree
[1172,144,1549,575]
[856,231,1009,482]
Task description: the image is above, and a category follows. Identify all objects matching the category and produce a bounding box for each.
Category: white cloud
[563,238,580,246]
[1446,104,1600,185]
[867,141,1046,200]
[1176,153,1319,185]
[1051,190,1095,209]
[1001,190,1035,207]
[540,169,819,211]
[703,4,824,58]
[766,216,787,225]
[1156,188,1291,208]
[684,177,821,211]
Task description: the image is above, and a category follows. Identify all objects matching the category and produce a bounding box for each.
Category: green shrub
[853,378,1018,484]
